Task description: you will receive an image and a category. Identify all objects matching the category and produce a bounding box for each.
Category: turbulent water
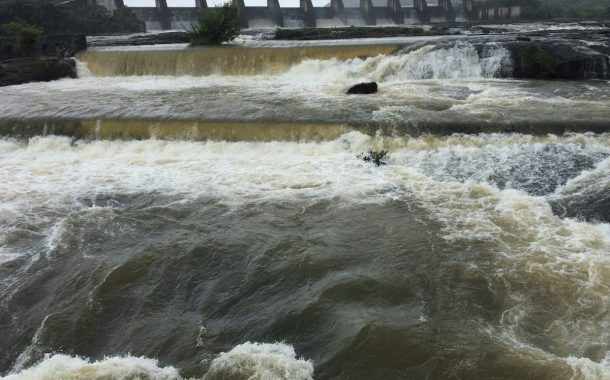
[1,30,610,380]
[1,40,609,130]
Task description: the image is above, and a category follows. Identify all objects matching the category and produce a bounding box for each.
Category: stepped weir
[98,0,521,30]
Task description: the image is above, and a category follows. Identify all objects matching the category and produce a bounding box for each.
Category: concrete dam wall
[101,0,522,30]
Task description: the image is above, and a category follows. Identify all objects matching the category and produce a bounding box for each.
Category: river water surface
[1,30,609,380]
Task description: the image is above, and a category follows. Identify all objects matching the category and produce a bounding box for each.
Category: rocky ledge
[0,57,77,87]
[504,39,610,80]
[273,26,460,40]
[87,31,190,47]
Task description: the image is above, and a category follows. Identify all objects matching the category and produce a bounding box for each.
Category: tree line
[0,0,143,37]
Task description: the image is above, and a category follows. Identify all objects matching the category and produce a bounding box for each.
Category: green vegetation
[2,20,42,56]
[520,44,556,79]
[0,0,142,36]
[189,4,241,46]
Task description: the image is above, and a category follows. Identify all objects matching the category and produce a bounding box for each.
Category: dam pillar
[156,0,172,30]
[233,0,248,28]
[462,0,476,20]
[361,0,376,25]
[439,0,455,21]
[388,0,404,24]
[331,0,347,24]
[415,0,429,22]
[510,6,521,19]
[268,0,284,27]
[300,0,317,27]
[195,0,208,9]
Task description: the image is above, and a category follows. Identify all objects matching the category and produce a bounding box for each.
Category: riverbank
[0,57,76,87]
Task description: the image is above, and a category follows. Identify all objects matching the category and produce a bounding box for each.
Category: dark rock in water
[358,149,389,166]
[516,36,531,42]
[0,57,77,87]
[347,82,378,95]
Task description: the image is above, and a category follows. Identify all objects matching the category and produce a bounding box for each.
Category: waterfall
[77,44,399,77]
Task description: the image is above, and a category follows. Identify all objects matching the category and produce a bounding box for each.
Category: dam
[98,0,521,30]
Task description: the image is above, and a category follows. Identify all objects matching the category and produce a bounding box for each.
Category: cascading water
[77,42,510,80]
[287,42,510,81]
[4,40,607,133]
[1,28,610,380]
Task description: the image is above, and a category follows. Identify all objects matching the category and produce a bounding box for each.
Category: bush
[189,4,241,46]
[2,20,42,57]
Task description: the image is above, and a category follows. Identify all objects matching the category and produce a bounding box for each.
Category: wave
[203,342,313,380]
[4,343,313,380]
[3,354,180,380]
[550,156,610,222]
[0,133,609,214]
[567,355,610,380]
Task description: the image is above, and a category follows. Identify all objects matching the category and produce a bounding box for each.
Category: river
[0,25,609,380]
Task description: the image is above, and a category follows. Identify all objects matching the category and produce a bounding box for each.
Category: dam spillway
[2,25,610,380]
[77,44,400,76]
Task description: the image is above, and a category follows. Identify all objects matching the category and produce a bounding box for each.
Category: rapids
[1,29,610,380]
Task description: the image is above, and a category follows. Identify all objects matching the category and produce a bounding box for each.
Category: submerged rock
[358,149,389,166]
[347,82,378,95]
[0,57,77,87]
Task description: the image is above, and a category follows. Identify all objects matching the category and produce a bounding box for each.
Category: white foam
[286,42,510,81]
[1,133,609,213]
[204,342,314,380]
[74,59,92,78]
[5,343,313,380]
[566,352,610,380]
[3,354,180,380]
[567,354,610,380]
